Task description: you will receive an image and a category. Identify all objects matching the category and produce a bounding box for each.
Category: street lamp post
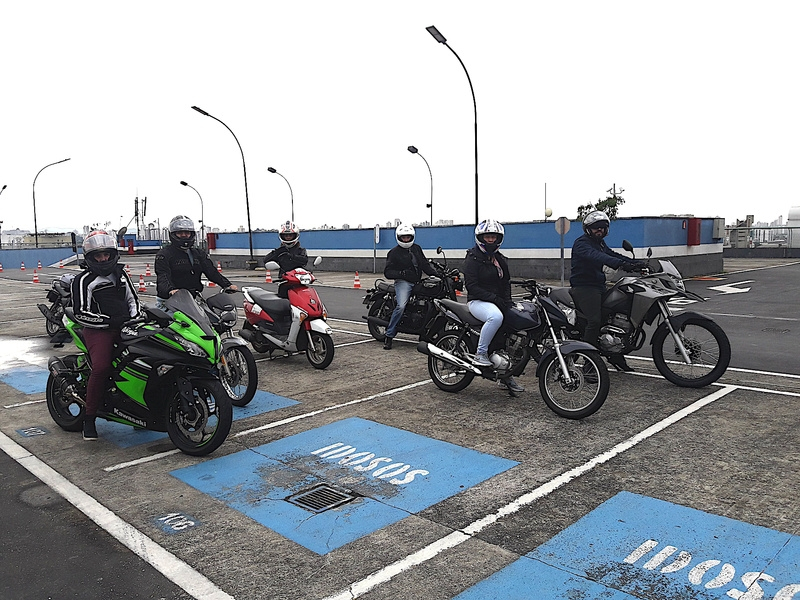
[426,25,479,225]
[180,181,205,249]
[191,106,257,269]
[0,184,5,250]
[267,167,294,222]
[32,158,70,248]
[407,146,433,226]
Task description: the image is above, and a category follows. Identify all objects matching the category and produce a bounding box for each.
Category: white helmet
[583,210,610,236]
[279,221,300,247]
[82,230,120,276]
[395,224,415,249]
[474,219,504,253]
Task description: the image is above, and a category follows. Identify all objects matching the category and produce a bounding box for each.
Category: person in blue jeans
[382,224,437,349]
[463,219,524,393]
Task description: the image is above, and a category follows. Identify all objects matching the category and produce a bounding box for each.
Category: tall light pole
[407,146,433,226]
[191,106,257,269]
[426,25,479,225]
[267,167,294,222]
[180,181,205,249]
[0,185,4,249]
[33,158,70,248]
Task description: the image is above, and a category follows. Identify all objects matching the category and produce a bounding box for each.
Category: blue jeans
[468,300,504,355]
[385,279,413,339]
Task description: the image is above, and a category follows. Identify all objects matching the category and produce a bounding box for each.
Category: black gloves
[622,261,647,272]
[401,269,419,282]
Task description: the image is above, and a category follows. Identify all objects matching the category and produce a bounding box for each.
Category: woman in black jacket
[463,219,524,393]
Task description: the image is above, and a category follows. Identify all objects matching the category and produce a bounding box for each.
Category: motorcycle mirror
[646,248,653,258]
[622,240,634,253]
[264,260,280,270]
[313,256,323,266]
[436,246,443,254]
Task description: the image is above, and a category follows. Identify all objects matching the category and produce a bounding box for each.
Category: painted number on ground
[154,512,199,534]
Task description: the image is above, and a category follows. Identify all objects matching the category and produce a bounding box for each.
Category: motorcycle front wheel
[428,332,476,393]
[367,297,394,341]
[219,345,258,406]
[167,379,232,456]
[46,302,64,337]
[46,372,85,431]
[306,331,335,369]
[538,349,609,419]
[651,318,731,388]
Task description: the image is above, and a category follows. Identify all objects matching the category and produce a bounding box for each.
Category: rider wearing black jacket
[155,216,234,305]
[264,221,309,297]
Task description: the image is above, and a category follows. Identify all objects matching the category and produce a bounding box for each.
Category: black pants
[570,286,603,347]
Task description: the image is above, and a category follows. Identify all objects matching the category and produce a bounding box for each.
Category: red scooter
[239,257,335,369]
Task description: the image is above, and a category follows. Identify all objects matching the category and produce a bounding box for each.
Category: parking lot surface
[1,257,798,599]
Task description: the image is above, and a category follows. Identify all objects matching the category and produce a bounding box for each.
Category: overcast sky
[2,1,798,237]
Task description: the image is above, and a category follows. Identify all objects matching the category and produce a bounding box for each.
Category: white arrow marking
[707,280,753,294]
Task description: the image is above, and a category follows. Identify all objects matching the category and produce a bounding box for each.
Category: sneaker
[471,352,492,367]
[383,337,393,350]
[498,376,525,392]
[82,418,98,441]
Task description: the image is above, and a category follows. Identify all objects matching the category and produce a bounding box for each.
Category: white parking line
[0,431,234,600]
[321,385,738,600]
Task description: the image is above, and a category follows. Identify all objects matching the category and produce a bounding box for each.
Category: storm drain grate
[286,484,357,513]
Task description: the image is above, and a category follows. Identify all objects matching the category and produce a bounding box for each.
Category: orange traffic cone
[33,270,40,283]
[38,260,43,269]
[265,270,273,283]
[145,264,151,276]
[138,274,146,292]
[208,279,216,287]
[59,259,64,268]
[20,262,25,270]
[125,264,131,275]
[353,271,361,289]
[0,263,3,272]
[217,261,222,273]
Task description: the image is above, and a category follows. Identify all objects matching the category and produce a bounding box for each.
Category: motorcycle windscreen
[165,290,216,336]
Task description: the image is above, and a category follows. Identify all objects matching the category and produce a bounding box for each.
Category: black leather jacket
[384,244,436,283]
[71,265,141,329]
[463,245,511,307]
[263,245,308,276]
[155,244,231,300]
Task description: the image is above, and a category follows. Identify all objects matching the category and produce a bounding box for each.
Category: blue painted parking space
[457,491,800,599]
[0,366,49,394]
[171,417,519,554]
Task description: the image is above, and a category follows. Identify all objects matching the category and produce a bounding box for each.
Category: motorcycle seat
[548,287,575,308]
[377,280,395,293]
[440,298,484,327]
[206,294,236,313]
[248,289,292,316]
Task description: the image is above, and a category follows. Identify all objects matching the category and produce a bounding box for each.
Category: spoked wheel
[367,298,394,341]
[505,333,532,377]
[651,318,731,387]
[428,333,476,393]
[46,302,64,337]
[46,371,85,431]
[538,350,609,419]
[167,379,232,456]
[219,345,258,406]
[306,331,335,369]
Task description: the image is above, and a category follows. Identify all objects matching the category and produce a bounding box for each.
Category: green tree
[577,184,626,221]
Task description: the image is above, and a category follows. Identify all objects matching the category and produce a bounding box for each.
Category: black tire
[46,372,84,431]
[167,379,232,456]
[427,333,476,393]
[220,345,258,406]
[306,331,335,369]
[538,349,609,420]
[651,318,731,388]
[367,297,394,341]
[46,302,64,337]
[505,333,532,377]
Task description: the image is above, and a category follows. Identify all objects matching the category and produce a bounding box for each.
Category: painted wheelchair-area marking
[457,491,800,600]
[171,417,518,555]
[0,366,49,394]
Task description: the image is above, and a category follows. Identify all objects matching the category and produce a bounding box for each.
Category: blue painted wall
[0,247,76,269]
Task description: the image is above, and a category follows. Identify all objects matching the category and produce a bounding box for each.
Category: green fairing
[170,313,219,364]
[116,368,148,406]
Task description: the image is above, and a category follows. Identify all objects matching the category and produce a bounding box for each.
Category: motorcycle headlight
[177,337,207,358]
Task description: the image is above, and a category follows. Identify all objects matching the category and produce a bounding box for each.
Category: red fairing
[244,300,274,325]
[288,286,325,319]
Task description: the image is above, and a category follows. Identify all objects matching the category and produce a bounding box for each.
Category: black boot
[83,417,98,441]
[608,354,634,372]
[383,337,393,350]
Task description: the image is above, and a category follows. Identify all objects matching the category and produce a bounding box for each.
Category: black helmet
[83,230,120,276]
[169,215,196,248]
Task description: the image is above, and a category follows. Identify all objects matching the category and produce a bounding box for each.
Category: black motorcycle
[46,289,232,456]
[417,280,610,420]
[363,247,464,341]
[547,241,731,388]
[37,273,74,337]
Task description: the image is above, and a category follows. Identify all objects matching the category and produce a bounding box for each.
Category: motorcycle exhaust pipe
[366,316,389,328]
[238,328,256,343]
[416,341,482,374]
[38,303,61,325]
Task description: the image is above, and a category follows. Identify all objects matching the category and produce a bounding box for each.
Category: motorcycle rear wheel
[306,331,335,369]
[220,345,258,406]
[367,297,394,341]
[651,318,731,388]
[46,302,64,337]
[428,333,476,393]
[167,379,232,456]
[538,349,609,419]
[46,372,85,431]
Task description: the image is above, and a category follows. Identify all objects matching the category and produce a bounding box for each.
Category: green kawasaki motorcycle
[46,289,232,456]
